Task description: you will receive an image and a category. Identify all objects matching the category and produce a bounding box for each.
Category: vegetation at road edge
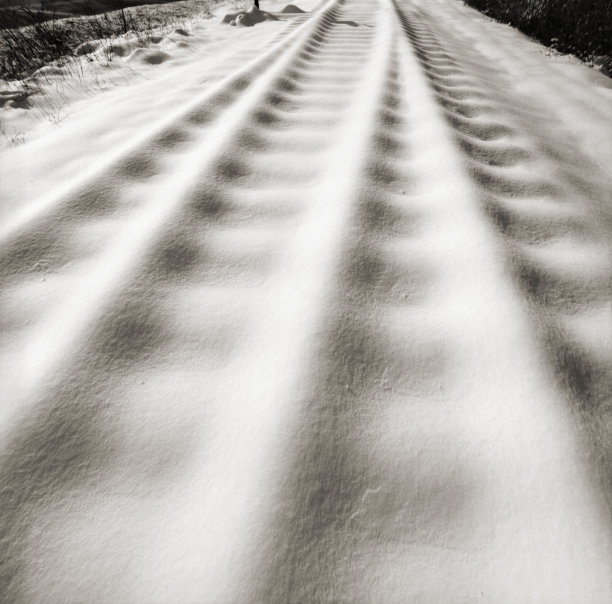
[0,1,229,81]
[464,0,612,74]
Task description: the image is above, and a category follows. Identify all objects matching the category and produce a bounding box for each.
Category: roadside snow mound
[221,5,278,27]
[75,40,101,56]
[281,4,305,12]
[128,48,172,65]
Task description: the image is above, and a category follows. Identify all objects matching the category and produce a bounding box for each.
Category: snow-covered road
[1,0,611,601]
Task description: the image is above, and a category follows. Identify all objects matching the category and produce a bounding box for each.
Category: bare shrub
[0,1,215,81]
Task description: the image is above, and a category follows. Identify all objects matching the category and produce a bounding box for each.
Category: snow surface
[0,0,611,601]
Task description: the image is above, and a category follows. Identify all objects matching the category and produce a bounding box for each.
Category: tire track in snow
[0,0,394,601]
[0,0,345,415]
[395,0,612,515]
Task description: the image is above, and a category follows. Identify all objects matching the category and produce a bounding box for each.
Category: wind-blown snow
[0,0,611,601]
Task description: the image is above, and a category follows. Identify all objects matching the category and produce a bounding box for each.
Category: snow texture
[0,0,611,601]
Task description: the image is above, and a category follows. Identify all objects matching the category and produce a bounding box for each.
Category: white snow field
[0,0,611,601]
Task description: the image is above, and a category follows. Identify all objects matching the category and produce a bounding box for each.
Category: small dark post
[254,0,259,7]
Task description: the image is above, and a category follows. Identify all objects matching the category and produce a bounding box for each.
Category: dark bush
[464,0,612,70]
